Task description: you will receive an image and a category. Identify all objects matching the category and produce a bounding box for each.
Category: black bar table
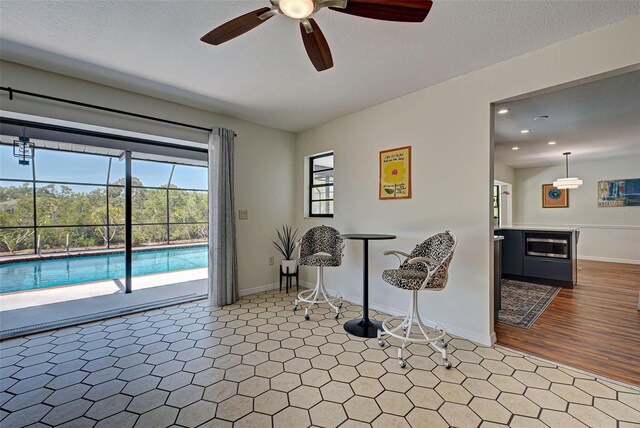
[341,234,396,338]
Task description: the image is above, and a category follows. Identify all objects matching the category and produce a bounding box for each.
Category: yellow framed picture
[379,146,411,199]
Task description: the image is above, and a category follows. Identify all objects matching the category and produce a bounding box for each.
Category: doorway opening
[0,116,209,338]
[490,67,640,385]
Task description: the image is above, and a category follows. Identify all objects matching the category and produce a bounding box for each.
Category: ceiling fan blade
[300,19,333,72]
[201,7,273,45]
[329,0,432,22]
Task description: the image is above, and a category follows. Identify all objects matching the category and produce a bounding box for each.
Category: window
[309,152,334,217]
[0,140,208,256]
[130,159,208,247]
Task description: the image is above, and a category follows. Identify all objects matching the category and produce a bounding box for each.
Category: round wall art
[542,184,569,208]
[548,188,562,200]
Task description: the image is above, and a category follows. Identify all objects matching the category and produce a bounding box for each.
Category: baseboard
[301,281,493,347]
[239,282,280,297]
[339,291,405,318]
[299,281,315,290]
[490,332,497,346]
[360,291,494,346]
[440,324,493,347]
[579,256,640,265]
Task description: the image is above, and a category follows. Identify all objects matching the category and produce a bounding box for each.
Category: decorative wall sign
[598,178,640,207]
[379,146,411,199]
[542,184,568,208]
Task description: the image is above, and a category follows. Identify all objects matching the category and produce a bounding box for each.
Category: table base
[344,319,383,338]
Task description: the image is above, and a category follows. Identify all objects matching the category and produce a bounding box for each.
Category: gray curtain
[208,128,238,307]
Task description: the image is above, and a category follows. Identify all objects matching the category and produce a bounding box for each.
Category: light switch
[239,210,249,220]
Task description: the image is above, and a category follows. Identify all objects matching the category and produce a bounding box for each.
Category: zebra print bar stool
[293,226,344,320]
[377,231,457,369]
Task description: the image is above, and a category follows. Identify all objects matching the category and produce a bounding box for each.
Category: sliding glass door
[0,137,208,297]
[128,157,208,290]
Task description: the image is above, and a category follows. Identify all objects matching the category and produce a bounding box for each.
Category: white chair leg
[378,290,451,369]
[398,347,406,368]
[294,266,342,320]
[378,302,412,347]
[415,303,451,369]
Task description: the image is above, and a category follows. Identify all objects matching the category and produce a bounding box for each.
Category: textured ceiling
[494,70,640,169]
[0,1,638,132]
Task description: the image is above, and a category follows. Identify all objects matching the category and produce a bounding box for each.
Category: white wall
[494,161,515,184]
[295,17,640,346]
[494,161,515,227]
[0,61,297,294]
[513,155,640,264]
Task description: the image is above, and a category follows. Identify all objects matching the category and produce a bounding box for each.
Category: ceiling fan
[200,0,433,72]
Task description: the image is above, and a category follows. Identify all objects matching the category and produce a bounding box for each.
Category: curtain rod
[1,86,236,136]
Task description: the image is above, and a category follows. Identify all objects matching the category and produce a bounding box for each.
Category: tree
[0,228,34,254]
[0,164,208,255]
[0,182,35,254]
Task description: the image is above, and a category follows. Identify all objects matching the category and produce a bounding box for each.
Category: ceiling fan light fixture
[280,0,315,19]
[200,0,434,72]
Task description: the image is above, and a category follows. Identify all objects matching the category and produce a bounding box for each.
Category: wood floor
[495,259,640,386]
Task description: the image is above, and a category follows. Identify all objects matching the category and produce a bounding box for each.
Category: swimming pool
[0,246,208,294]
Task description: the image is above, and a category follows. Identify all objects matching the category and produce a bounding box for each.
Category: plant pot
[281,259,297,274]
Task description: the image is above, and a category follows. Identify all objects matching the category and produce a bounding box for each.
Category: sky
[1,144,207,190]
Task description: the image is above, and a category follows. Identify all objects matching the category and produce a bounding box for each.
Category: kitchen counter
[496,225,579,233]
[496,228,578,287]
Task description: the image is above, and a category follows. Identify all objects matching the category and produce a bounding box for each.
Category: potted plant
[273,225,298,274]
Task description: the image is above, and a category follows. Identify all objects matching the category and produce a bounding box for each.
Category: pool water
[0,246,208,294]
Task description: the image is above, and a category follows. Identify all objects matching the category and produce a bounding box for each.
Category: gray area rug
[498,279,561,329]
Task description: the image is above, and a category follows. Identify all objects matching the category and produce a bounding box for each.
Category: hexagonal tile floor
[1,291,639,427]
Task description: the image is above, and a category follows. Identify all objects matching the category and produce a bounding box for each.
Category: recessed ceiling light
[521,129,531,134]
[548,141,557,145]
[512,147,519,151]
[498,109,510,115]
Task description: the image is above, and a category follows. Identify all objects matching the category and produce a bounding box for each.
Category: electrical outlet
[238,210,248,220]
[269,256,275,266]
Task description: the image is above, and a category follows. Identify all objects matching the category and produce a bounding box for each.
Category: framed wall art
[542,184,568,208]
[598,178,640,207]
[379,146,411,199]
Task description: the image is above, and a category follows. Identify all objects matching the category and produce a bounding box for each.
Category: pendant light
[553,152,583,189]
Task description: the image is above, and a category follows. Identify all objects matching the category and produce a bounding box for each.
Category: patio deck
[0,268,207,339]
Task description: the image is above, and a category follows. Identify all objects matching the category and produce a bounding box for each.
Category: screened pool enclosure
[0,121,210,302]
[0,138,208,257]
